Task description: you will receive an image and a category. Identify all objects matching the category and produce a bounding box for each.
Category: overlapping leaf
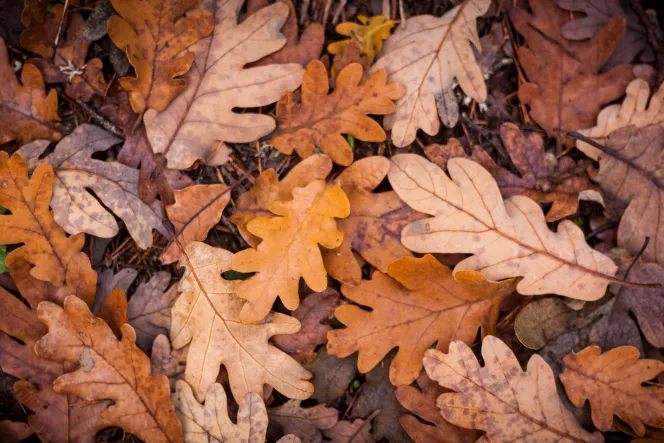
[268,401,338,442]
[328,15,398,63]
[144,0,305,170]
[371,0,491,146]
[388,154,618,299]
[128,272,179,351]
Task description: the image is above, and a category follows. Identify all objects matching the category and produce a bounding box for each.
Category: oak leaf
[161,183,231,263]
[144,0,304,170]
[510,0,635,139]
[94,267,138,313]
[328,15,398,63]
[0,421,33,443]
[151,334,187,390]
[170,241,313,402]
[17,124,169,249]
[322,416,376,443]
[35,295,184,443]
[423,336,604,442]
[128,272,179,351]
[268,400,338,442]
[307,348,357,405]
[328,254,517,386]
[270,60,404,166]
[107,0,214,113]
[0,38,61,144]
[371,0,491,147]
[560,346,664,435]
[388,154,618,300]
[231,180,350,323]
[331,40,370,79]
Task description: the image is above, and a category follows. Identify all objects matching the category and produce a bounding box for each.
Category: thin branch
[625,236,650,281]
[74,98,124,137]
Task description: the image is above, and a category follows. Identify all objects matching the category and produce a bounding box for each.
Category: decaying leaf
[93,267,138,313]
[328,15,398,63]
[270,60,404,166]
[174,381,269,442]
[96,288,129,337]
[161,183,231,263]
[144,0,304,170]
[0,421,33,443]
[35,295,184,443]
[0,38,61,144]
[268,400,338,442]
[307,348,358,405]
[560,346,664,435]
[128,272,179,351]
[170,242,313,403]
[322,156,425,285]
[151,334,187,390]
[331,40,370,79]
[423,336,604,442]
[17,124,169,249]
[107,0,215,113]
[322,416,376,443]
[328,254,517,386]
[371,0,491,146]
[577,79,664,160]
[231,180,350,323]
[511,0,634,139]
[425,123,602,222]
[388,154,618,300]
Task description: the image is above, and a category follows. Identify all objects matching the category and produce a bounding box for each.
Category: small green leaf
[352,380,360,389]
[346,135,355,150]
[0,246,7,274]
[0,206,6,215]
[315,147,322,154]
[222,270,253,281]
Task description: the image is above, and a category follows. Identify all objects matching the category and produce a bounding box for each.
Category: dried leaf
[328,15,398,63]
[96,288,129,337]
[170,242,313,403]
[371,0,491,147]
[144,0,304,170]
[511,0,634,139]
[322,416,376,443]
[128,272,179,351]
[389,154,618,299]
[307,348,358,405]
[322,156,425,285]
[174,381,269,442]
[35,295,184,443]
[332,40,370,79]
[0,421,33,442]
[423,336,604,442]
[328,254,516,386]
[94,267,138,313]
[271,60,404,166]
[107,0,215,113]
[0,38,61,144]
[560,346,664,435]
[268,400,338,442]
[231,180,350,323]
[162,184,231,263]
[151,334,187,390]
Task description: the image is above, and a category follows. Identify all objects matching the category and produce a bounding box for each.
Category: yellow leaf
[327,15,398,63]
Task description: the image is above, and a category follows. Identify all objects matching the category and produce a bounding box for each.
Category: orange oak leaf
[0,38,61,144]
[107,0,215,113]
[560,346,664,436]
[270,60,404,166]
[327,254,517,386]
[35,295,184,443]
[511,0,635,139]
[423,336,604,442]
[161,183,231,263]
[231,180,350,323]
[96,288,129,337]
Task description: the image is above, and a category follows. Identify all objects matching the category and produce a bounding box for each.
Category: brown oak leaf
[94,268,138,313]
[231,180,350,323]
[560,346,664,436]
[307,348,357,405]
[35,295,184,443]
[270,60,404,166]
[511,0,635,139]
[331,40,371,80]
[128,272,179,351]
[151,334,187,390]
[107,0,215,113]
[268,401,338,442]
[322,415,377,443]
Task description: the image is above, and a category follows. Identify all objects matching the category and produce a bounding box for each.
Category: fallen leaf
[35,295,184,443]
[425,123,601,222]
[560,346,664,435]
[128,272,179,351]
[270,60,404,166]
[388,154,618,300]
[328,254,517,386]
[272,288,341,363]
[307,348,358,405]
[268,400,338,442]
[0,421,33,443]
[0,38,61,144]
[511,0,634,139]
[93,267,138,313]
[331,40,370,79]
[423,336,604,442]
[151,334,187,390]
[231,180,350,323]
[322,156,425,285]
[161,183,231,263]
[328,15,398,63]
[322,416,376,443]
[18,125,169,249]
[371,0,491,147]
[174,380,269,442]
[0,152,98,289]
[577,79,664,160]
[144,0,304,170]
[170,241,313,402]
[20,0,48,29]
[96,288,129,337]
[107,0,215,113]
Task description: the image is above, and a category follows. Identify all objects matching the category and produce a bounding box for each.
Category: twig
[625,236,650,281]
[331,0,348,25]
[54,0,70,47]
[526,22,582,63]
[74,98,124,137]
[585,221,618,241]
